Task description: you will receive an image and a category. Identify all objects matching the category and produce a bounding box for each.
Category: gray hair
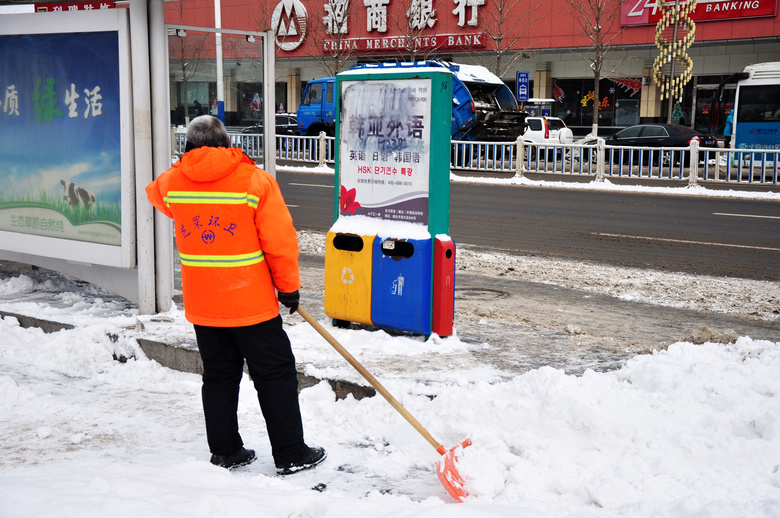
[185,115,230,151]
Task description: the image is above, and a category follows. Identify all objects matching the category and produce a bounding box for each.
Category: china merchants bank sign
[622,0,777,25]
[271,0,486,53]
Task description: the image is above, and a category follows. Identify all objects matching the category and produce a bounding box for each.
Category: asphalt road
[278,170,780,281]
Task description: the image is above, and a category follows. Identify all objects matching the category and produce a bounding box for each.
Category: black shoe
[210,447,256,470]
[275,446,327,475]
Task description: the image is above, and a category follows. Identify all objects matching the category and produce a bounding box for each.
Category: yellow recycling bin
[324,232,375,325]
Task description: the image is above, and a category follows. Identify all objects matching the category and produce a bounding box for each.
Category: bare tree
[305,0,361,76]
[468,0,547,78]
[168,1,210,125]
[566,0,634,136]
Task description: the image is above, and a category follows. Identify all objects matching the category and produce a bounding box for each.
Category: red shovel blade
[436,438,472,503]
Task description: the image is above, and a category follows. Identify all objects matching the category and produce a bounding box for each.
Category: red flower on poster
[340,185,361,214]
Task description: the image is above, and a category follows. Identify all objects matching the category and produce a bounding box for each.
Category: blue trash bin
[371,237,432,335]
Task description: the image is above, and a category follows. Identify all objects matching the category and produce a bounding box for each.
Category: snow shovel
[297,305,471,503]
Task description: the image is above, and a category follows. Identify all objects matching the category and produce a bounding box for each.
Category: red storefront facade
[165,0,780,135]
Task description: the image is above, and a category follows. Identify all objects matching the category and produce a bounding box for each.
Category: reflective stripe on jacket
[146,147,300,327]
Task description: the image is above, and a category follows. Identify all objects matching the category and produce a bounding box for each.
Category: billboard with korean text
[338,78,432,225]
[0,10,132,267]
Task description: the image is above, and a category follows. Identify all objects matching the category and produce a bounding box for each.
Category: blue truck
[296,61,528,142]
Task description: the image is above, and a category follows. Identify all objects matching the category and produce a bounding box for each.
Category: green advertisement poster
[0,30,122,246]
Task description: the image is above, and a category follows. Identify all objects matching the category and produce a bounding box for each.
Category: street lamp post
[215,0,224,122]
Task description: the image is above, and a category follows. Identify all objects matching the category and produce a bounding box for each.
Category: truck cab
[297,77,336,136]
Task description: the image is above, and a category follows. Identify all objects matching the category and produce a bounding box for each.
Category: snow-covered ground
[1,173,779,517]
[1,303,779,517]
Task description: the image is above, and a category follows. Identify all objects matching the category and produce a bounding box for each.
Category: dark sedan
[598,123,718,166]
[241,114,299,136]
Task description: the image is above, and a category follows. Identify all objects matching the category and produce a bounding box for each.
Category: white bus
[732,62,780,170]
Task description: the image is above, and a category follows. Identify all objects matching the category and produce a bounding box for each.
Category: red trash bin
[432,237,455,337]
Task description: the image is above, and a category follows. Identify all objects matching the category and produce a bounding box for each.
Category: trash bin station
[324,66,456,336]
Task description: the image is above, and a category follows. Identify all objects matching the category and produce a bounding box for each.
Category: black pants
[193,316,304,463]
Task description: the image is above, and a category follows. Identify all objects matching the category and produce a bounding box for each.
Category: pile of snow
[1,273,779,516]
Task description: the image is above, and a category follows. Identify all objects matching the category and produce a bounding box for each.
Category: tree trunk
[591,69,600,136]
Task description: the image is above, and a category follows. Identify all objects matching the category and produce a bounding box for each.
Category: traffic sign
[516,71,529,102]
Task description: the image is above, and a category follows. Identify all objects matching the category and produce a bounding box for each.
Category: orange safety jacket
[146,147,300,327]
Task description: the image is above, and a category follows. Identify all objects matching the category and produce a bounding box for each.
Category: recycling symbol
[341,267,354,284]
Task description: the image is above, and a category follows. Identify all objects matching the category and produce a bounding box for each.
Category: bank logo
[272,0,308,52]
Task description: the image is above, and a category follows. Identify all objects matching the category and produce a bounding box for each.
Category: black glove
[277,290,299,314]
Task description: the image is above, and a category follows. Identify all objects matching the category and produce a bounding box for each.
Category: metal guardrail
[277,133,336,164]
[173,130,336,166]
[450,137,779,185]
[172,130,778,185]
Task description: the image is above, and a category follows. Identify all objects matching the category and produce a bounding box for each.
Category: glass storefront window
[615,99,640,126]
[668,83,693,127]
[173,81,216,125]
[275,83,288,114]
[695,88,734,136]
[237,82,289,124]
[238,83,264,121]
[554,77,642,134]
[693,75,738,136]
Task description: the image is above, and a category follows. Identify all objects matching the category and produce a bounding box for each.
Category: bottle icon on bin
[391,274,404,296]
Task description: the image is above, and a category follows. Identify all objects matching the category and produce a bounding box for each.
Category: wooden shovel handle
[297,305,444,454]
